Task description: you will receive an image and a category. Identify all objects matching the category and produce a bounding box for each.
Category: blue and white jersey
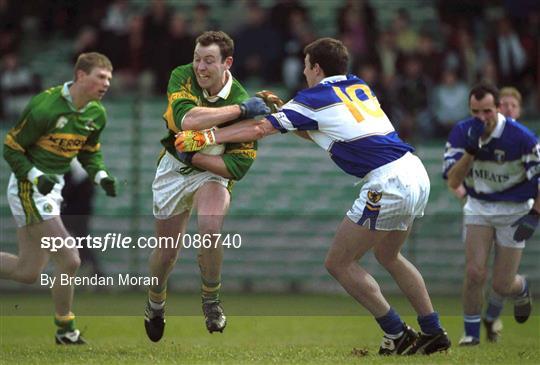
[266,74,413,178]
[443,114,540,202]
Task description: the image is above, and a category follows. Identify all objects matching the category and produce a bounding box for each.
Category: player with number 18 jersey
[267,74,426,230]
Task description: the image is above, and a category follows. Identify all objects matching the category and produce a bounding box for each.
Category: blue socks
[485,292,504,321]
[418,312,442,334]
[377,309,444,336]
[464,314,481,339]
[376,308,404,337]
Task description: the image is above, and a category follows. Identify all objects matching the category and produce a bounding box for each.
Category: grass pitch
[1,292,538,365]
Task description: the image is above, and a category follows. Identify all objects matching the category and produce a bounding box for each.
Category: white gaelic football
[199,127,225,155]
[199,143,225,155]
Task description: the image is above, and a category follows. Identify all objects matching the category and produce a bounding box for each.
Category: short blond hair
[500,86,522,105]
[74,52,113,81]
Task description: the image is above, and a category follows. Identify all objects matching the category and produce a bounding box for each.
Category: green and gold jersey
[3,82,109,181]
[160,63,257,181]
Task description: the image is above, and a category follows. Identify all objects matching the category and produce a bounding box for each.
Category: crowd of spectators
[1,0,539,139]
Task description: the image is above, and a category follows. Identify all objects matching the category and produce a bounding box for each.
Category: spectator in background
[478,59,498,86]
[432,68,469,138]
[144,0,172,94]
[166,13,194,72]
[234,1,281,85]
[281,8,316,94]
[269,0,308,42]
[416,31,443,84]
[112,14,149,93]
[489,17,527,87]
[392,9,418,54]
[517,11,539,114]
[375,30,399,87]
[0,53,40,122]
[73,27,100,58]
[191,2,217,37]
[394,54,432,141]
[499,86,522,119]
[438,0,485,31]
[0,0,22,56]
[100,0,132,71]
[337,0,377,50]
[336,0,377,64]
[269,0,308,92]
[101,0,131,36]
[444,27,489,87]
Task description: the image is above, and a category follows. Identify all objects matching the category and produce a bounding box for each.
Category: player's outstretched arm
[181,97,270,131]
[215,118,278,144]
[175,119,278,153]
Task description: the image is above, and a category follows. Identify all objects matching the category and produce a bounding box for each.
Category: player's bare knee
[17,270,41,284]
[158,248,179,268]
[62,254,81,275]
[198,225,221,237]
[324,257,343,277]
[492,280,513,297]
[466,265,487,285]
[373,251,398,268]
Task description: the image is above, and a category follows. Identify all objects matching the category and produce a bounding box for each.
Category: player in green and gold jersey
[1,52,117,344]
[145,31,270,341]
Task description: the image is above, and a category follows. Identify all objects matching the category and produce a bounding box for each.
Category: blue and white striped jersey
[266,74,413,178]
[443,114,540,202]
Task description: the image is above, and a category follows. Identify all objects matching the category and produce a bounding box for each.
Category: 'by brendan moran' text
[40,274,158,288]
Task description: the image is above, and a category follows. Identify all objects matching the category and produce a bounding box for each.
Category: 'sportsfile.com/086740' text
[40,233,242,252]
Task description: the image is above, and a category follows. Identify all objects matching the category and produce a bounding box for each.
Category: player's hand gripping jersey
[160,64,257,181]
[266,75,413,178]
[4,83,109,180]
[443,115,540,202]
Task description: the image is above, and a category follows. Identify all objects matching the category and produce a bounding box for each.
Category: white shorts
[152,152,229,219]
[347,152,430,231]
[7,173,64,227]
[463,196,533,248]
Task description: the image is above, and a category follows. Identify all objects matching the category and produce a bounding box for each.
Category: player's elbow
[446,169,461,190]
[181,116,198,131]
[447,176,461,190]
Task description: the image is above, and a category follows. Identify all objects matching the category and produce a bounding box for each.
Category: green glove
[34,174,59,195]
[100,176,117,197]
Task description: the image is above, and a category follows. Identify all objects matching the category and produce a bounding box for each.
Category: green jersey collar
[61,81,92,112]
[202,70,233,103]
